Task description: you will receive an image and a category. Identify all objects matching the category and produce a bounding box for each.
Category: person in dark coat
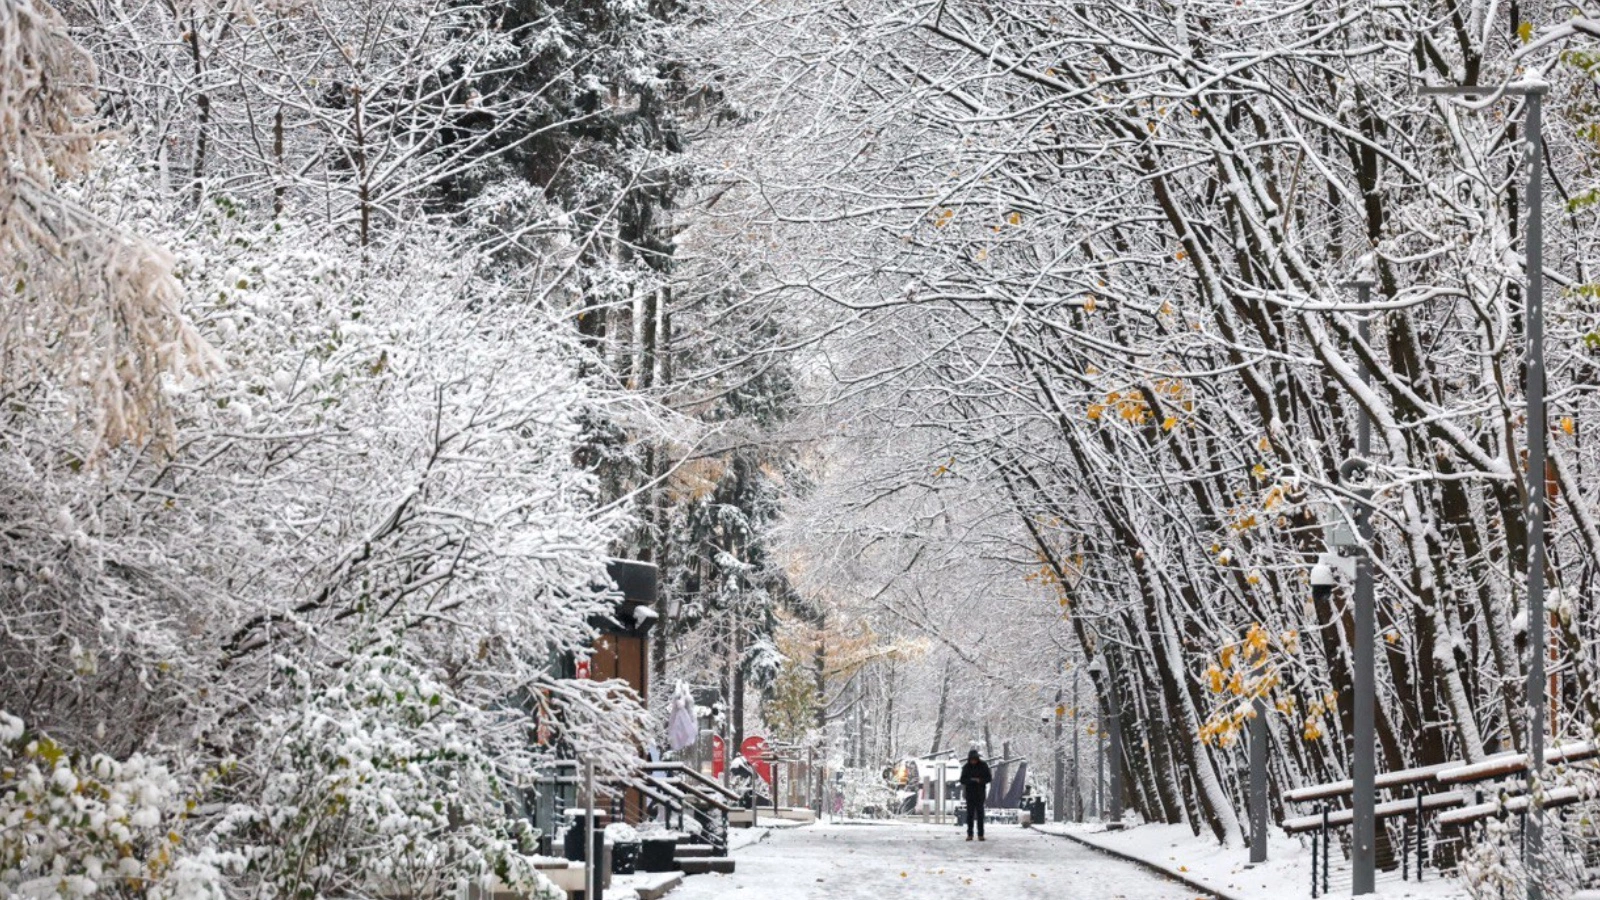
[960,749,993,841]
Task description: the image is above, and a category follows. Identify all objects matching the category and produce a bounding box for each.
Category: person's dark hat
[967,749,980,759]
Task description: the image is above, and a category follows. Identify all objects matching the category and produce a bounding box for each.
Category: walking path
[668,820,1210,900]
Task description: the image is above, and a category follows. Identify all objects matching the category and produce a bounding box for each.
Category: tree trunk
[930,662,951,756]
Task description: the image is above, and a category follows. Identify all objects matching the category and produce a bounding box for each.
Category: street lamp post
[1071,667,1082,821]
[1096,716,1105,819]
[1053,682,1066,823]
[1248,655,1269,865]
[1339,280,1378,894]
[1420,80,1549,900]
[1087,654,1123,829]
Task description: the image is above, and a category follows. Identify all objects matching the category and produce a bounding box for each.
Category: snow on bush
[1456,768,1600,900]
[203,637,559,900]
[0,710,225,899]
[0,184,643,897]
[835,767,897,819]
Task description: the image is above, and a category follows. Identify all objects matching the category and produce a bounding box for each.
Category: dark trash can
[562,810,608,861]
[612,841,640,875]
[1028,798,1046,825]
[955,807,967,827]
[640,837,678,872]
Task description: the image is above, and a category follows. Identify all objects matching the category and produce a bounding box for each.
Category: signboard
[712,735,725,778]
[740,735,771,785]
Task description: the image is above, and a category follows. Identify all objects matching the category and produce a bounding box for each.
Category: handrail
[1282,740,1600,806]
[644,762,743,801]
[1436,785,1589,827]
[1284,762,1459,803]
[642,773,690,803]
[634,780,681,809]
[671,779,735,814]
[1436,741,1599,784]
[1283,790,1469,834]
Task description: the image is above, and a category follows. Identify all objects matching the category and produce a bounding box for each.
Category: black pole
[1312,821,1321,899]
[1322,805,1331,897]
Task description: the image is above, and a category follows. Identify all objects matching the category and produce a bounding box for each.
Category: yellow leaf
[1561,416,1575,435]
[1007,211,1022,226]
[1518,21,1533,43]
[1162,416,1178,431]
[1084,296,1098,312]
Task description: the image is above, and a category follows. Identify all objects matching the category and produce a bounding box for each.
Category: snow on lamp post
[1419,79,1550,900]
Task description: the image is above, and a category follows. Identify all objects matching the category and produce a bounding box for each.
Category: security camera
[1339,456,1372,487]
[1310,561,1336,605]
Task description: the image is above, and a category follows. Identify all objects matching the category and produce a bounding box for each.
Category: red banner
[712,735,725,778]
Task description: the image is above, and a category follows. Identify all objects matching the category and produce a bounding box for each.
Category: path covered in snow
[669,820,1210,900]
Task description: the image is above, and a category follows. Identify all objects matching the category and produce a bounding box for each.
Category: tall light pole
[1095,714,1105,819]
[1087,654,1123,829]
[1420,79,1549,900]
[1248,655,1270,864]
[1339,281,1378,894]
[1071,667,1082,821]
[1053,681,1066,823]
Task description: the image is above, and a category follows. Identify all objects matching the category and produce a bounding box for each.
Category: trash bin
[955,807,967,828]
[640,837,678,872]
[1029,798,1046,825]
[612,841,640,875]
[562,809,610,861]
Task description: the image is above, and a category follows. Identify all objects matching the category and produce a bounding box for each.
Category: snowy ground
[1034,822,1468,900]
[668,819,1210,900]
